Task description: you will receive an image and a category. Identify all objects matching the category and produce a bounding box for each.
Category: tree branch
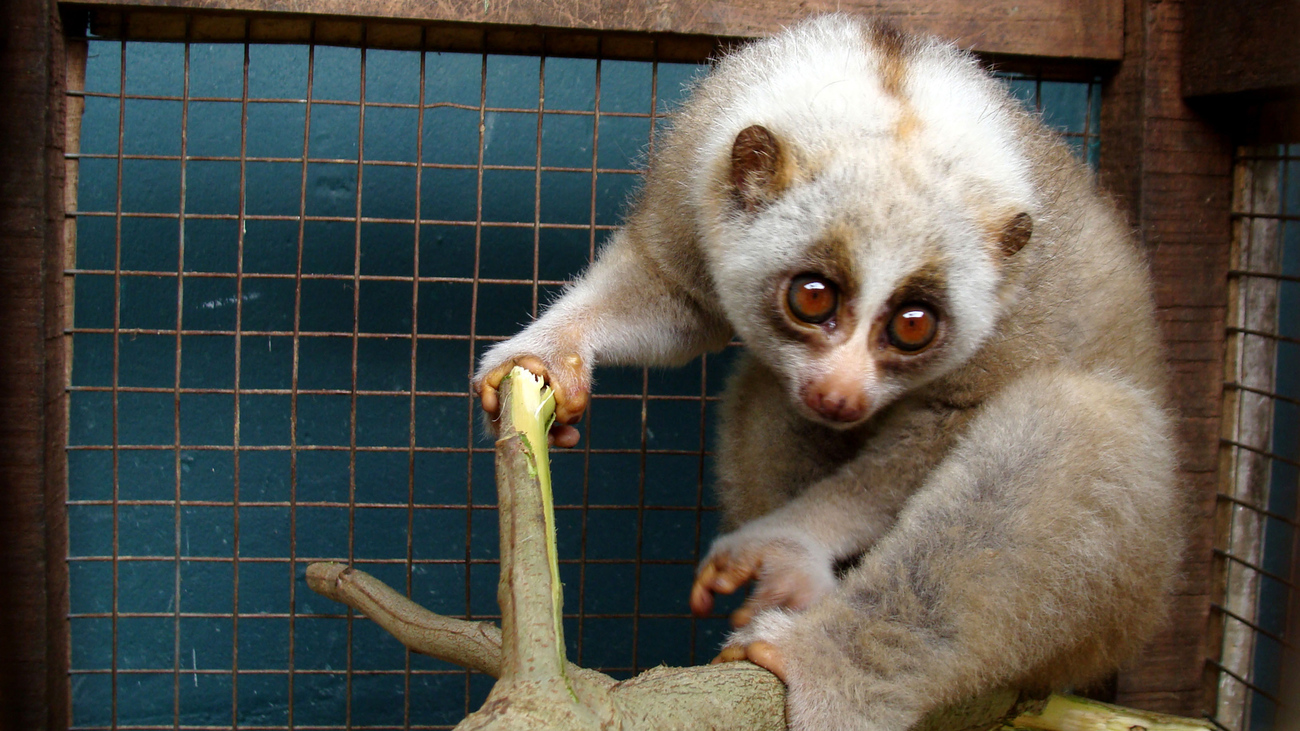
[305,562,504,677]
[304,368,1213,731]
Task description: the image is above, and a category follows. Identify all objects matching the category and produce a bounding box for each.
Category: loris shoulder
[475,15,1182,731]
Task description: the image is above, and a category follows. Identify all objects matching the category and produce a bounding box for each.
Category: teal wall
[68,37,1102,728]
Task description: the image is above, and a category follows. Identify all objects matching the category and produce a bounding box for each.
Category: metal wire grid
[1213,144,1299,731]
[65,23,727,729]
[1002,72,1103,169]
[61,17,1106,730]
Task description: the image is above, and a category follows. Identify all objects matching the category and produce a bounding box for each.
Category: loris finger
[548,424,581,448]
[710,645,749,664]
[690,553,761,616]
[702,553,761,592]
[479,384,500,419]
[731,581,801,627]
[526,353,589,427]
[551,359,590,425]
[690,571,718,616]
[729,603,755,628]
[477,356,549,417]
[744,641,787,683]
[751,572,821,612]
[731,584,797,628]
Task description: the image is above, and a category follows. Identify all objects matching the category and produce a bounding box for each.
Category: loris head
[703,120,1035,428]
[682,16,1041,427]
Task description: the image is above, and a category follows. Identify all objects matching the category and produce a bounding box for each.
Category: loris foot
[475,354,590,447]
[712,641,788,683]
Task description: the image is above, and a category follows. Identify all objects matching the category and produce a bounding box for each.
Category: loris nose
[803,379,868,423]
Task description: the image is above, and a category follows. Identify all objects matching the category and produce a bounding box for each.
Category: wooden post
[0,0,70,729]
[1099,0,1234,717]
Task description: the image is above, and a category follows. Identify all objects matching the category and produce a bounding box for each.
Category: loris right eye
[787,274,839,324]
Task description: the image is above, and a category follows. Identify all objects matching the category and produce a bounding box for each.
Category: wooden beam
[61,0,1123,60]
[1184,0,1299,99]
[1099,0,1233,718]
[1182,0,1299,144]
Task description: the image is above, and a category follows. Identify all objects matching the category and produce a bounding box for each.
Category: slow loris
[474,15,1182,731]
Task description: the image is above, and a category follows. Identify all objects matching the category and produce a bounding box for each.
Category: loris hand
[474,352,590,447]
[690,526,835,626]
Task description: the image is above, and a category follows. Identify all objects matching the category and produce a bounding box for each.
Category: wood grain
[1184,0,1300,99]
[63,0,1123,60]
[46,14,75,731]
[0,0,62,729]
[1100,0,1233,717]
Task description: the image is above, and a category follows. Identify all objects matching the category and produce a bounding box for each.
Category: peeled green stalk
[505,367,567,680]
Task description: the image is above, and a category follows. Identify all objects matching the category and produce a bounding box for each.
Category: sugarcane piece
[1009,694,1214,731]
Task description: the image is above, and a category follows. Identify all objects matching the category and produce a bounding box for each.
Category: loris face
[705,125,1030,428]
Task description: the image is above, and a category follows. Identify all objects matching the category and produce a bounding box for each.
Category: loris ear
[731,125,791,212]
[997,212,1033,256]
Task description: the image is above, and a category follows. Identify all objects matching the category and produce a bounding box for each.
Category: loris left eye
[887,304,938,352]
[787,274,839,324]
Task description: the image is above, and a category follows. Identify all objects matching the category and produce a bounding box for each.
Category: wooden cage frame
[1,0,1294,728]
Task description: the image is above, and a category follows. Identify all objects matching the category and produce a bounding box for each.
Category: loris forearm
[475,230,730,433]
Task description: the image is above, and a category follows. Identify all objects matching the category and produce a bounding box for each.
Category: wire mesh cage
[61,12,1106,729]
[1212,144,1300,731]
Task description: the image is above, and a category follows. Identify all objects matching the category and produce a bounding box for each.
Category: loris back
[475,15,1181,731]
